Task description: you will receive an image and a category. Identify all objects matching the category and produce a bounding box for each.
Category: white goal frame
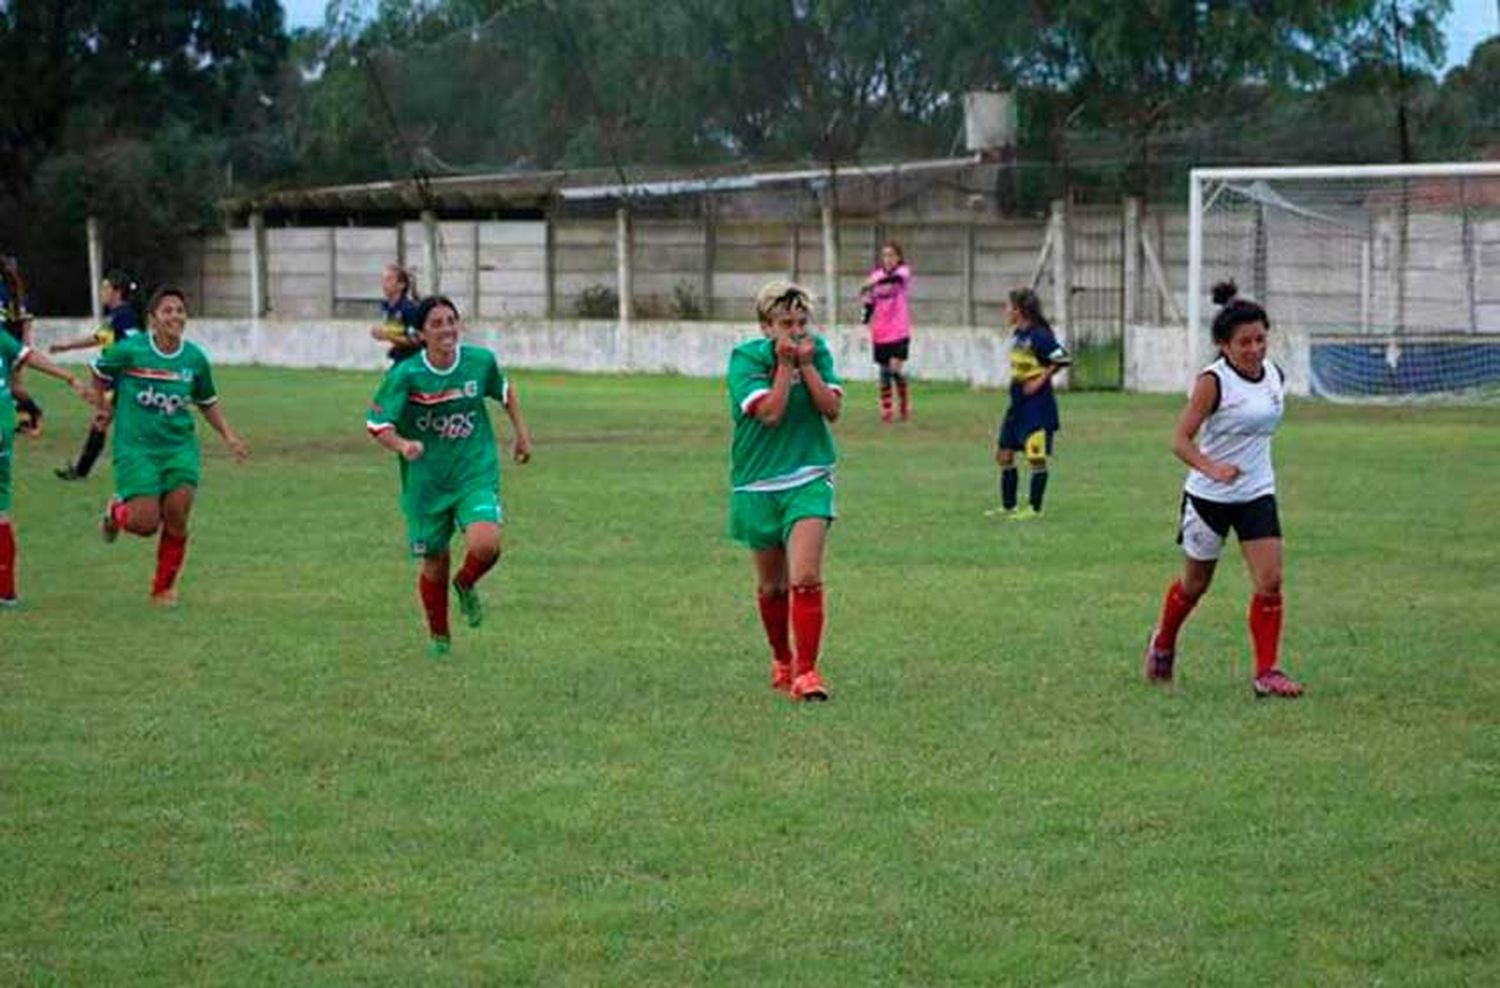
[1187,162,1500,383]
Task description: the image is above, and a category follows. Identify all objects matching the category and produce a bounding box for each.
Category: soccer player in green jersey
[0,329,89,606]
[727,281,843,701]
[365,295,533,657]
[94,288,250,605]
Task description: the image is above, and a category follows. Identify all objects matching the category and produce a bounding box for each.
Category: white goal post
[1188,162,1500,401]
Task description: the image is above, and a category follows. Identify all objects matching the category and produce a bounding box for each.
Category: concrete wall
[30,317,1016,388]
[1125,323,1314,397]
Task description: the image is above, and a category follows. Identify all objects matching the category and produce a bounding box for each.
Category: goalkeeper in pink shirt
[860,241,913,423]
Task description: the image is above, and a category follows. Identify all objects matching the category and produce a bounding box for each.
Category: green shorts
[405,488,503,558]
[728,477,836,550]
[0,428,13,514]
[114,447,200,502]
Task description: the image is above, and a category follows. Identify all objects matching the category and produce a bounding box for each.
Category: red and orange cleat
[771,661,794,695]
[790,669,830,702]
[150,588,179,608]
[1253,668,1303,699]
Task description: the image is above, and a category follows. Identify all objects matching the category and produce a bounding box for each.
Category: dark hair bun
[1211,281,1238,306]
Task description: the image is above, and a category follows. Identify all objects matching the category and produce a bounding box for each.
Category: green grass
[3,368,1498,985]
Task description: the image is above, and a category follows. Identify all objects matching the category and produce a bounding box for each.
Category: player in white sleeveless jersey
[1143,281,1303,699]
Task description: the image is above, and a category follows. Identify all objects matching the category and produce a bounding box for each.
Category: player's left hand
[68,378,90,402]
[226,433,250,462]
[794,336,815,366]
[512,434,533,464]
[1022,377,1045,396]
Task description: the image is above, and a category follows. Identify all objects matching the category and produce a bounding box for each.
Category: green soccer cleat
[452,580,483,628]
[1008,506,1040,521]
[428,636,452,659]
[983,505,1014,518]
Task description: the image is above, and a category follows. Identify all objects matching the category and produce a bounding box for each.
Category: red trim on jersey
[123,367,183,382]
[365,421,395,435]
[410,388,465,406]
[744,391,769,416]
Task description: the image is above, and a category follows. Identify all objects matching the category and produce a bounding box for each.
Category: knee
[757,576,788,597]
[996,450,1015,467]
[125,508,160,536]
[1255,571,1283,597]
[1181,572,1212,598]
[879,367,894,386]
[1026,457,1047,471]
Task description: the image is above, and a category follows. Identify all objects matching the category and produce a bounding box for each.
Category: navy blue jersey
[1003,321,1071,436]
[380,297,421,343]
[99,303,142,346]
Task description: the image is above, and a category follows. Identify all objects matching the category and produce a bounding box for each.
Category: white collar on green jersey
[422,349,460,376]
[148,334,185,359]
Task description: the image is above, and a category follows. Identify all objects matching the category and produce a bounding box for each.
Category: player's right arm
[89,338,132,409]
[728,342,794,428]
[1172,372,1239,483]
[366,366,422,460]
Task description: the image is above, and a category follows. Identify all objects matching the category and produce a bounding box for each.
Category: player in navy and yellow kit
[988,288,1070,520]
[368,264,422,362]
[51,270,143,480]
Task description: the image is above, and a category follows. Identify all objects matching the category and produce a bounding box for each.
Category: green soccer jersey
[365,345,510,513]
[727,334,842,491]
[0,332,28,435]
[92,334,218,456]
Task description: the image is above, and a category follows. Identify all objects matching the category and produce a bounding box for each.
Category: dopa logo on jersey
[415,409,477,440]
[136,385,189,416]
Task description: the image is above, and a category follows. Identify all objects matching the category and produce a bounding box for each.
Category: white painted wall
[1124,323,1313,396]
[30,317,1017,388]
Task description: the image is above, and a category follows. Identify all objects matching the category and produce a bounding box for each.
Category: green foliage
[575,284,621,318]
[2,368,1498,983]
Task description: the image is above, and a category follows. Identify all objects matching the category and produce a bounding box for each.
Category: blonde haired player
[726,281,843,701]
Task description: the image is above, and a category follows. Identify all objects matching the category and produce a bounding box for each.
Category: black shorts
[1177,493,1281,561]
[872,339,910,365]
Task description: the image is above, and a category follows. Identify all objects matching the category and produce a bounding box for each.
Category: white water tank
[963,91,1017,152]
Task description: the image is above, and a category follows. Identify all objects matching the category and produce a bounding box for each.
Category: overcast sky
[278,0,1499,70]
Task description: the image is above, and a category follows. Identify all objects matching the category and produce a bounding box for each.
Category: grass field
[3,367,1498,985]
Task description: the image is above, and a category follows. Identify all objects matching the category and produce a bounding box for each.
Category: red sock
[418,573,450,638]
[111,500,130,531]
[1154,579,1200,652]
[151,532,188,595]
[1249,592,1283,676]
[878,384,893,418]
[757,591,792,665]
[896,378,910,417]
[0,520,16,599]
[454,550,497,590]
[790,584,824,675]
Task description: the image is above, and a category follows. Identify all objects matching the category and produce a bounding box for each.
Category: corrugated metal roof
[225,155,983,218]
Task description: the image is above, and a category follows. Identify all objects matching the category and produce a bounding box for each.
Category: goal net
[1189,164,1500,402]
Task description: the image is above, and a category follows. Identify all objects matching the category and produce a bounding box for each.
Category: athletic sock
[454,550,497,590]
[151,532,188,595]
[1029,468,1049,511]
[419,573,450,639]
[895,374,910,418]
[757,590,793,665]
[0,520,15,599]
[1249,592,1284,676]
[1154,579,1201,652]
[790,584,824,676]
[76,426,107,477]
[1000,467,1019,510]
[878,383,893,419]
[111,500,131,531]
